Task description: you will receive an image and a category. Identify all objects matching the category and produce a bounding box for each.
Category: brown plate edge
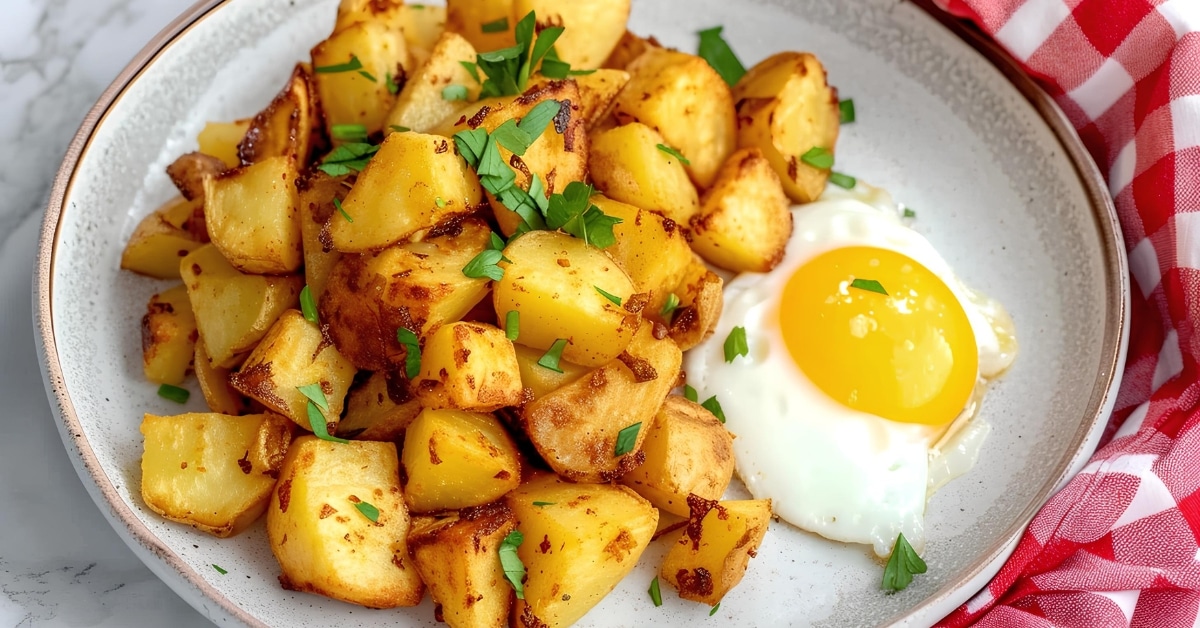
[32,0,266,626]
[32,0,1129,627]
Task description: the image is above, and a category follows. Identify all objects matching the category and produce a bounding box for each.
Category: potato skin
[689,147,794,273]
[732,51,839,203]
[612,47,737,189]
[141,284,197,386]
[493,230,640,368]
[203,155,303,275]
[120,197,206,280]
[166,152,226,201]
[660,497,771,606]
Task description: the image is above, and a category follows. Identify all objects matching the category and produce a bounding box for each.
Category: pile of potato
[123,0,841,625]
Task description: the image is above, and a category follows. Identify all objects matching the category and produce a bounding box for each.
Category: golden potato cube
[660,497,771,606]
[601,30,659,71]
[400,409,521,513]
[311,20,410,135]
[571,69,629,129]
[229,309,356,433]
[732,52,839,203]
[620,396,734,516]
[511,0,630,69]
[445,0,514,53]
[194,342,253,416]
[335,0,405,32]
[512,343,588,400]
[328,131,483,253]
[690,148,793,273]
[666,256,724,352]
[120,197,206,279]
[409,503,517,628]
[141,284,197,386]
[166,152,226,202]
[413,321,523,411]
[589,123,700,225]
[140,412,293,537]
[592,194,694,319]
[493,230,639,368]
[383,32,480,134]
[613,48,737,189]
[268,436,424,608]
[238,64,324,166]
[507,475,658,628]
[322,218,492,370]
[203,155,303,274]
[337,370,423,441]
[431,82,587,237]
[296,171,347,301]
[398,4,448,68]
[197,120,251,169]
[180,244,303,368]
[522,323,681,482]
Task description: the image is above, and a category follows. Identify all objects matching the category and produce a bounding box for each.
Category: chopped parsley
[333,197,353,223]
[298,384,349,444]
[532,501,555,507]
[318,142,379,176]
[537,339,568,373]
[442,84,469,101]
[801,146,834,170]
[158,384,189,404]
[849,278,888,296]
[595,286,622,306]
[386,71,401,95]
[702,395,726,424]
[660,293,681,321]
[212,564,227,575]
[546,181,621,249]
[710,603,721,616]
[648,577,663,607]
[481,16,509,33]
[724,326,748,363]
[395,328,421,380]
[882,533,927,592]
[656,143,691,165]
[499,530,526,599]
[829,171,857,189]
[697,26,746,87]
[683,384,699,403]
[435,196,446,208]
[462,249,508,281]
[353,500,380,523]
[473,11,570,98]
[314,55,364,74]
[839,99,856,124]
[389,125,410,133]
[614,422,642,456]
[903,207,917,219]
[300,285,319,325]
[505,311,520,340]
[331,123,368,142]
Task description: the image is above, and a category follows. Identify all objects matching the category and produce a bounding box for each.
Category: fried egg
[684,186,1016,557]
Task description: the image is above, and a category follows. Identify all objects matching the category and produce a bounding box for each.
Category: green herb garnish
[702,395,725,423]
[801,146,834,170]
[614,422,642,456]
[595,286,622,306]
[839,99,856,124]
[903,208,916,219]
[849,278,888,295]
[532,501,554,507]
[331,123,368,142]
[157,384,189,404]
[435,196,446,208]
[697,26,746,86]
[353,500,380,523]
[546,181,621,248]
[481,16,509,33]
[660,293,681,320]
[318,142,379,176]
[442,84,469,101]
[537,339,568,373]
[333,197,353,223]
[710,603,721,616]
[829,171,856,189]
[499,530,527,599]
[684,384,698,403]
[475,11,567,98]
[314,55,363,74]
[882,533,927,592]
[298,384,349,443]
[505,310,520,341]
[389,125,411,133]
[656,143,691,165]
[300,285,319,325]
[724,326,748,363]
[462,249,508,281]
[386,71,401,95]
[649,577,663,607]
[396,327,421,380]
[212,564,227,575]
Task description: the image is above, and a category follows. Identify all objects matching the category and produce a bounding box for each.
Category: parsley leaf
[462,249,507,281]
[353,500,380,523]
[546,182,621,248]
[481,16,509,33]
[389,125,410,133]
[442,84,469,101]
[801,146,834,170]
[656,143,691,165]
[315,55,364,74]
[505,310,520,340]
[537,339,568,373]
[474,11,571,97]
[614,422,642,456]
[710,603,721,616]
[453,127,489,167]
[518,100,562,139]
[333,197,353,223]
[882,533,927,592]
[396,328,421,379]
[829,171,857,189]
[595,286,622,306]
[697,27,746,86]
[649,577,663,607]
[157,383,189,404]
[532,501,555,507]
[298,384,349,444]
[300,285,319,325]
[683,384,698,403]
[903,207,917,219]
[490,119,535,156]
[331,123,368,142]
[386,71,401,95]
[212,564,228,575]
[318,142,379,176]
[660,293,681,321]
[724,326,748,363]
[839,98,856,124]
[701,395,726,423]
[850,278,888,295]
[499,530,526,599]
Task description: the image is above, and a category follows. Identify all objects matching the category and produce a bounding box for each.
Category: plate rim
[33,0,1130,626]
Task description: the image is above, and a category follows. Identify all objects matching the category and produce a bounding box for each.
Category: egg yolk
[779,246,978,427]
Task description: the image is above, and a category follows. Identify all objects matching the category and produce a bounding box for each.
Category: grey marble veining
[0,0,210,625]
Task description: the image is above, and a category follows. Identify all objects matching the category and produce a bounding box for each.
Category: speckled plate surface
[35,0,1128,626]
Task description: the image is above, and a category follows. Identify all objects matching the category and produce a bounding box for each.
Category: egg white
[684,189,1015,557]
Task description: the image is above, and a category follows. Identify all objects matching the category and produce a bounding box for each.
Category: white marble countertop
[1,0,211,625]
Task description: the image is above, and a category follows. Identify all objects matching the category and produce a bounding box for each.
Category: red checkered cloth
[929,0,1200,626]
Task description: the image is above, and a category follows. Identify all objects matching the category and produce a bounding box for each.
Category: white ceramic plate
[36,0,1128,626]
